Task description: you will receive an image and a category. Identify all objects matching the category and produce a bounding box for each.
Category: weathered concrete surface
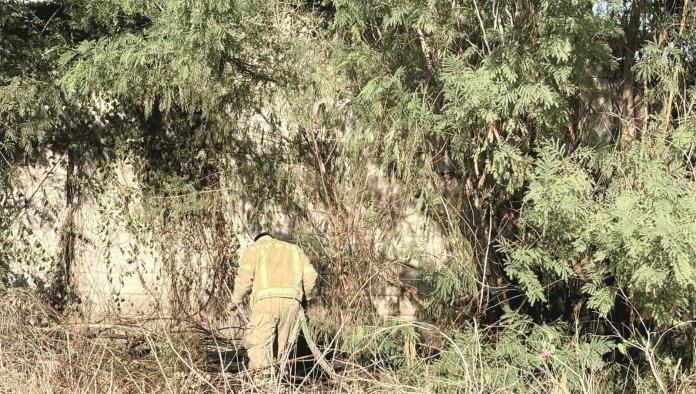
[10,152,448,323]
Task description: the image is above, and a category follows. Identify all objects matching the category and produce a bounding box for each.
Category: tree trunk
[620,1,642,144]
[55,146,79,310]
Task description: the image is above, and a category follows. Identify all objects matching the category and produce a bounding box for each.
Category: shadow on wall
[12,151,448,323]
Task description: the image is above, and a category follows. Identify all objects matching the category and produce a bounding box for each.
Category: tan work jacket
[231,237,318,305]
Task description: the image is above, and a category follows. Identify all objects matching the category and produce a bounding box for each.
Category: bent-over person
[230,231,318,376]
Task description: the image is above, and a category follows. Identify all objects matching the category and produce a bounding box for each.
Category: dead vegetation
[5,288,696,393]
[0,289,423,393]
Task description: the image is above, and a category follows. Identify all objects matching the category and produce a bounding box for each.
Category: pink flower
[540,349,553,360]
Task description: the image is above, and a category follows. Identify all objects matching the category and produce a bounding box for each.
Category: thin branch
[472,0,491,54]
[662,0,690,133]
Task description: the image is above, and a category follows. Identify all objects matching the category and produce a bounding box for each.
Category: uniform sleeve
[231,246,257,304]
[299,249,318,301]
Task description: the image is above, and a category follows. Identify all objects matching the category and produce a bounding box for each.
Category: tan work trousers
[244,297,301,371]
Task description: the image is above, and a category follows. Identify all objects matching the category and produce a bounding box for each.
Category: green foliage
[3,0,696,391]
[60,0,299,118]
[1,1,67,159]
[500,141,596,305]
[506,138,696,326]
[399,307,615,392]
[418,236,478,323]
[338,319,419,369]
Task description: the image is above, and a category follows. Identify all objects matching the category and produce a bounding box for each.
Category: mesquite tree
[1,0,696,386]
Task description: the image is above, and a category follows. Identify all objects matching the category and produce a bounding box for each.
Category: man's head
[253,231,272,242]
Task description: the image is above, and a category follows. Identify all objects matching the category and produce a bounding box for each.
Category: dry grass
[3,289,696,394]
[0,289,418,393]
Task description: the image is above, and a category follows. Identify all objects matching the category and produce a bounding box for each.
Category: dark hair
[253,231,271,242]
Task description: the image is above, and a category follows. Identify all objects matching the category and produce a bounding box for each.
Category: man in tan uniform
[231,231,318,373]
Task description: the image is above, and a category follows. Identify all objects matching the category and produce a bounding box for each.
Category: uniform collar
[256,235,273,243]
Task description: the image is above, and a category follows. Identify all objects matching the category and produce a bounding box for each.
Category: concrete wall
[9,151,448,323]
